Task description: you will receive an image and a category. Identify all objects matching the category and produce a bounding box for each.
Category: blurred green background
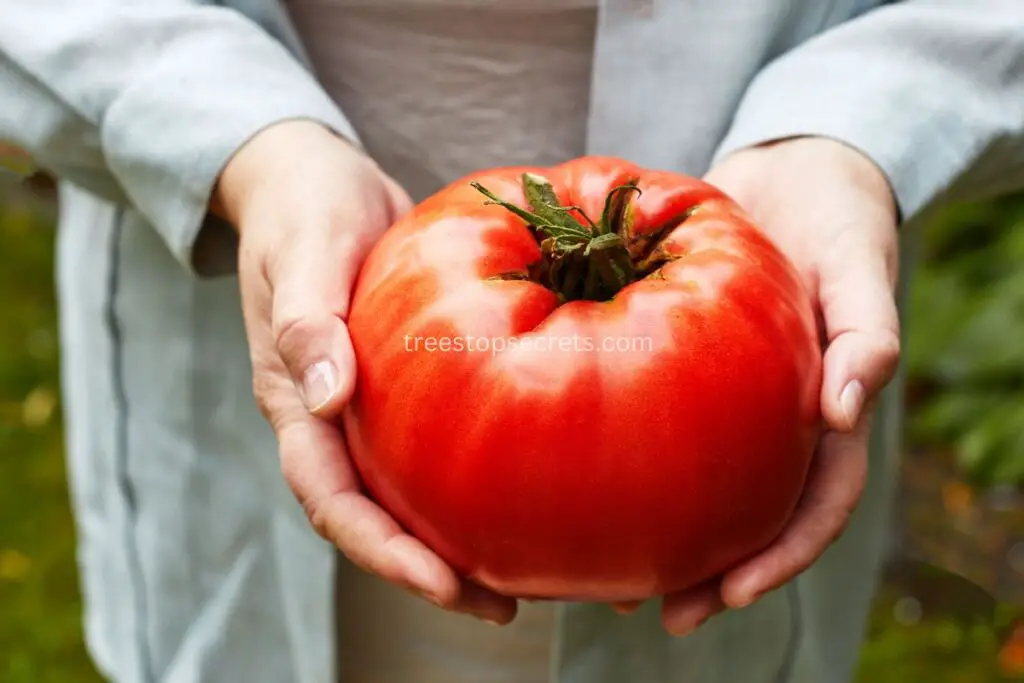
[1,174,1022,682]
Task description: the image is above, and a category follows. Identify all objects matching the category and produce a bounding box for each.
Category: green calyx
[471,172,643,302]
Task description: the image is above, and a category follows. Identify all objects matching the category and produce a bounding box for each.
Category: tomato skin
[342,156,822,601]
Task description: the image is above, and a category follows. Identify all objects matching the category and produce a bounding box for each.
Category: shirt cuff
[711,32,984,223]
[100,18,359,277]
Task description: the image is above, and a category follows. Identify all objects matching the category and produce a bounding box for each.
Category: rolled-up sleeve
[713,0,1024,221]
[0,1,357,275]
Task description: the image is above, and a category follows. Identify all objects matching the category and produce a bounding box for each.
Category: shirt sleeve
[0,1,358,276]
[712,0,1024,222]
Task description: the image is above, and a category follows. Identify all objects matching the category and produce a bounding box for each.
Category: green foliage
[0,187,104,682]
[857,604,1018,683]
[906,194,1024,487]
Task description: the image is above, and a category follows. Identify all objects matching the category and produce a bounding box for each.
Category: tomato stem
[471,173,643,302]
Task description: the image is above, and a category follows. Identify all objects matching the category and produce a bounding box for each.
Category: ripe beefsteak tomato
[342,156,822,602]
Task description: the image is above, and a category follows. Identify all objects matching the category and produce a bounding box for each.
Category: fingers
[272,296,357,418]
[267,172,414,419]
[821,329,899,432]
[661,580,727,637]
[818,240,901,432]
[717,423,870,609]
[455,580,519,625]
[246,276,516,623]
[246,156,411,420]
[247,326,518,623]
[703,238,889,612]
[231,150,506,620]
[681,137,897,637]
[249,281,517,623]
[265,208,380,415]
[276,395,517,624]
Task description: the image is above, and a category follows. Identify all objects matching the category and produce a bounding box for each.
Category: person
[2,1,1023,681]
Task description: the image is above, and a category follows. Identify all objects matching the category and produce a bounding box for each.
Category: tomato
[342,156,822,602]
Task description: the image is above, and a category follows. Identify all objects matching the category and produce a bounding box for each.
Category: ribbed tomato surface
[342,156,821,601]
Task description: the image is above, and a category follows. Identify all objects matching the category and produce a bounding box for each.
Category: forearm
[0,1,357,274]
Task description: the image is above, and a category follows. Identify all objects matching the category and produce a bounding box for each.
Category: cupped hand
[625,137,902,634]
[215,120,518,625]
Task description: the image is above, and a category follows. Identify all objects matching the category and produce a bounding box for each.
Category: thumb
[818,244,901,433]
[269,225,375,418]
[266,169,413,418]
[272,280,359,419]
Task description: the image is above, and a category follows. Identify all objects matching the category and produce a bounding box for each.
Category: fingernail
[484,618,504,626]
[404,581,445,608]
[670,616,708,638]
[400,581,446,608]
[732,592,759,609]
[839,380,864,428]
[300,360,338,411]
[423,591,446,608]
[392,545,446,608]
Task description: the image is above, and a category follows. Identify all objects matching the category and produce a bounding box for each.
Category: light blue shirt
[2,1,1023,682]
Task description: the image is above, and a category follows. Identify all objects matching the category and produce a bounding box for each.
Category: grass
[0,179,1019,682]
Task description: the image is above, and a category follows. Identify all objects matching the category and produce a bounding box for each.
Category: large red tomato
[342,156,822,602]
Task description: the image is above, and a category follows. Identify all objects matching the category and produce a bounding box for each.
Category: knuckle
[280,459,333,542]
[273,313,316,360]
[276,421,308,484]
[272,309,339,377]
[302,496,332,542]
[251,371,278,423]
[307,504,331,542]
[788,537,820,575]
[250,363,297,432]
[874,330,902,368]
[868,330,902,388]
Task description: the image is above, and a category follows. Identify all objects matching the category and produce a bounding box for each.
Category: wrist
[800,137,897,220]
[212,119,360,230]
[710,136,898,223]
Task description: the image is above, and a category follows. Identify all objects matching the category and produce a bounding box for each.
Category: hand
[215,120,518,624]
[642,137,902,634]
